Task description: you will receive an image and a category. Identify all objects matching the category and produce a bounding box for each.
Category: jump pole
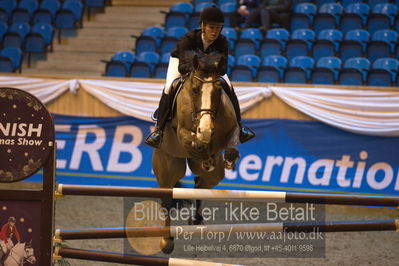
[55,219,399,241]
[56,184,399,207]
[54,246,242,266]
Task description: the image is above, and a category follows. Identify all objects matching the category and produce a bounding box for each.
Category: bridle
[192,74,221,122]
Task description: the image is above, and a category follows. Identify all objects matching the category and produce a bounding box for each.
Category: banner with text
[27,115,399,196]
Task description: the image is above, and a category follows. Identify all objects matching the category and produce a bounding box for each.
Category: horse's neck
[8,245,24,264]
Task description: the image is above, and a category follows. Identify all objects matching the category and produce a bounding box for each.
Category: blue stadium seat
[133,31,160,55]
[338,57,370,85]
[311,56,342,85]
[367,58,399,86]
[231,54,261,82]
[86,0,106,20]
[284,56,315,84]
[290,3,317,31]
[257,55,287,83]
[367,29,398,63]
[312,29,342,61]
[339,29,369,62]
[154,52,170,79]
[259,28,289,58]
[55,0,83,42]
[0,47,22,73]
[227,54,234,76]
[313,3,343,33]
[33,0,61,24]
[217,0,236,5]
[341,0,363,8]
[286,29,316,60]
[11,0,38,24]
[160,26,188,55]
[192,0,214,4]
[3,22,30,49]
[140,26,164,48]
[314,0,335,7]
[234,28,263,58]
[367,3,398,35]
[162,2,193,30]
[24,23,54,66]
[188,2,213,30]
[131,51,160,78]
[0,22,8,43]
[367,0,389,9]
[292,0,312,6]
[220,2,237,28]
[340,3,369,34]
[221,27,237,51]
[103,51,135,77]
[0,0,16,23]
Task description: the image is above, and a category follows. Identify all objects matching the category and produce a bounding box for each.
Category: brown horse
[152,53,239,252]
[153,52,239,191]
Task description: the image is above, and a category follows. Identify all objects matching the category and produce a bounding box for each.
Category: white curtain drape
[2,76,399,137]
[0,76,72,103]
[0,76,271,122]
[271,86,399,136]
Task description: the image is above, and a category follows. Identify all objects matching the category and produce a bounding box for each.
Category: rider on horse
[0,217,20,256]
[145,5,255,149]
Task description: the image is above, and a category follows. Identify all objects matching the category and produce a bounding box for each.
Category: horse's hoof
[224,148,240,170]
[194,213,204,225]
[201,157,215,172]
[160,237,175,254]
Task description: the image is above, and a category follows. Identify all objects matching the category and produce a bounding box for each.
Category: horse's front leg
[193,176,204,225]
[179,127,207,152]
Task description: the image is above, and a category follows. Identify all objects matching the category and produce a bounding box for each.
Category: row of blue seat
[193,0,399,8]
[229,54,398,87]
[165,1,399,32]
[0,0,84,26]
[0,22,53,48]
[291,2,399,35]
[102,51,170,79]
[0,22,53,67]
[102,49,398,87]
[230,28,399,63]
[133,26,399,65]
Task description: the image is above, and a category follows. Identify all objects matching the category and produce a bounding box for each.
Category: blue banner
[28,115,399,196]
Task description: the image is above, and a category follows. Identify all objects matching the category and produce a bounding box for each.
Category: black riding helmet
[200,5,224,25]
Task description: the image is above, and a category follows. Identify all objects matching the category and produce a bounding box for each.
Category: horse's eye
[192,87,199,94]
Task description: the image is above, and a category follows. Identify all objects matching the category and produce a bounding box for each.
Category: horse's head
[12,242,36,265]
[188,52,226,144]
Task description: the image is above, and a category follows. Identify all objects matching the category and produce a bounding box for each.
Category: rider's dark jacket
[171,29,229,75]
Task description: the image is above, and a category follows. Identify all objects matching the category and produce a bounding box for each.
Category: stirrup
[144,130,162,148]
[239,126,255,143]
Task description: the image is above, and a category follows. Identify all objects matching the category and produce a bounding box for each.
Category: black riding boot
[145,92,172,148]
[222,80,255,143]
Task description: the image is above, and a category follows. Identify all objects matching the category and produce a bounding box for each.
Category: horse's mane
[181,51,226,76]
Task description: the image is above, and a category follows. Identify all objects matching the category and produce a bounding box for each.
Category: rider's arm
[164,56,180,94]
[171,31,197,75]
[0,224,8,243]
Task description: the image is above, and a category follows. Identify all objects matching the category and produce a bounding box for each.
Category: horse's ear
[193,54,199,70]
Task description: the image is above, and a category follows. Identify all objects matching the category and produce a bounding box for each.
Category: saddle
[151,77,185,122]
[151,76,232,122]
